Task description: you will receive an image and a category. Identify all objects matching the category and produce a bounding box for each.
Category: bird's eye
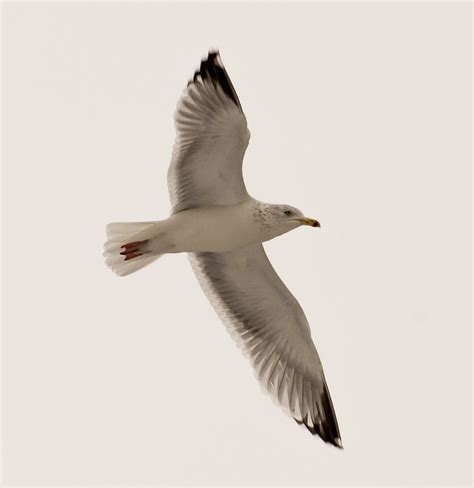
[284,210,292,216]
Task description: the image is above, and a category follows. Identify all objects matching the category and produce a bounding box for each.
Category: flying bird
[104,51,342,448]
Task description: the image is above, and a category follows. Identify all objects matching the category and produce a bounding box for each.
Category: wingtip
[188,50,242,110]
[332,437,344,449]
[209,50,224,68]
[293,379,342,449]
[200,49,220,69]
[207,48,220,58]
[296,417,344,449]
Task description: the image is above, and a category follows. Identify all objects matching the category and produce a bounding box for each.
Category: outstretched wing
[189,244,342,448]
[168,51,251,212]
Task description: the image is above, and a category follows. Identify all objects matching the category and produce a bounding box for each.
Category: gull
[104,51,342,448]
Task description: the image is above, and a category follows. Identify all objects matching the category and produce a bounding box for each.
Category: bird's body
[151,200,267,254]
[141,200,315,254]
[104,51,342,448]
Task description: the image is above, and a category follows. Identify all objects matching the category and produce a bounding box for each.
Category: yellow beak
[298,217,320,227]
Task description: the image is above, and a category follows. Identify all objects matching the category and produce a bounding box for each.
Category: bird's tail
[103,221,163,276]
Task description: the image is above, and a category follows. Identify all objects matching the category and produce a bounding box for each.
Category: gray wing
[189,244,342,448]
[167,52,251,212]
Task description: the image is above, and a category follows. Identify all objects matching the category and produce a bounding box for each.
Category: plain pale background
[2,1,472,486]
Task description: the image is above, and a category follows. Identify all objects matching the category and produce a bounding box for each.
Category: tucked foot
[120,240,151,261]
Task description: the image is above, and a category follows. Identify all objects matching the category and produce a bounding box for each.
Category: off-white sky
[2,1,472,486]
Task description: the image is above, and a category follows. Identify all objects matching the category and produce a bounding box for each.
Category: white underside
[150,200,268,254]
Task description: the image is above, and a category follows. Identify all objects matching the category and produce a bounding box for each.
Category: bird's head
[277,204,320,229]
[256,203,320,240]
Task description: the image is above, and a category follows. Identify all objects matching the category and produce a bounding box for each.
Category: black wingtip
[208,49,220,58]
[295,380,343,449]
[295,418,343,449]
[189,50,242,110]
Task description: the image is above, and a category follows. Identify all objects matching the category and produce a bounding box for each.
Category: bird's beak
[298,217,320,227]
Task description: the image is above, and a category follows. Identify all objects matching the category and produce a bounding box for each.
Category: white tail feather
[103,221,162,276]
